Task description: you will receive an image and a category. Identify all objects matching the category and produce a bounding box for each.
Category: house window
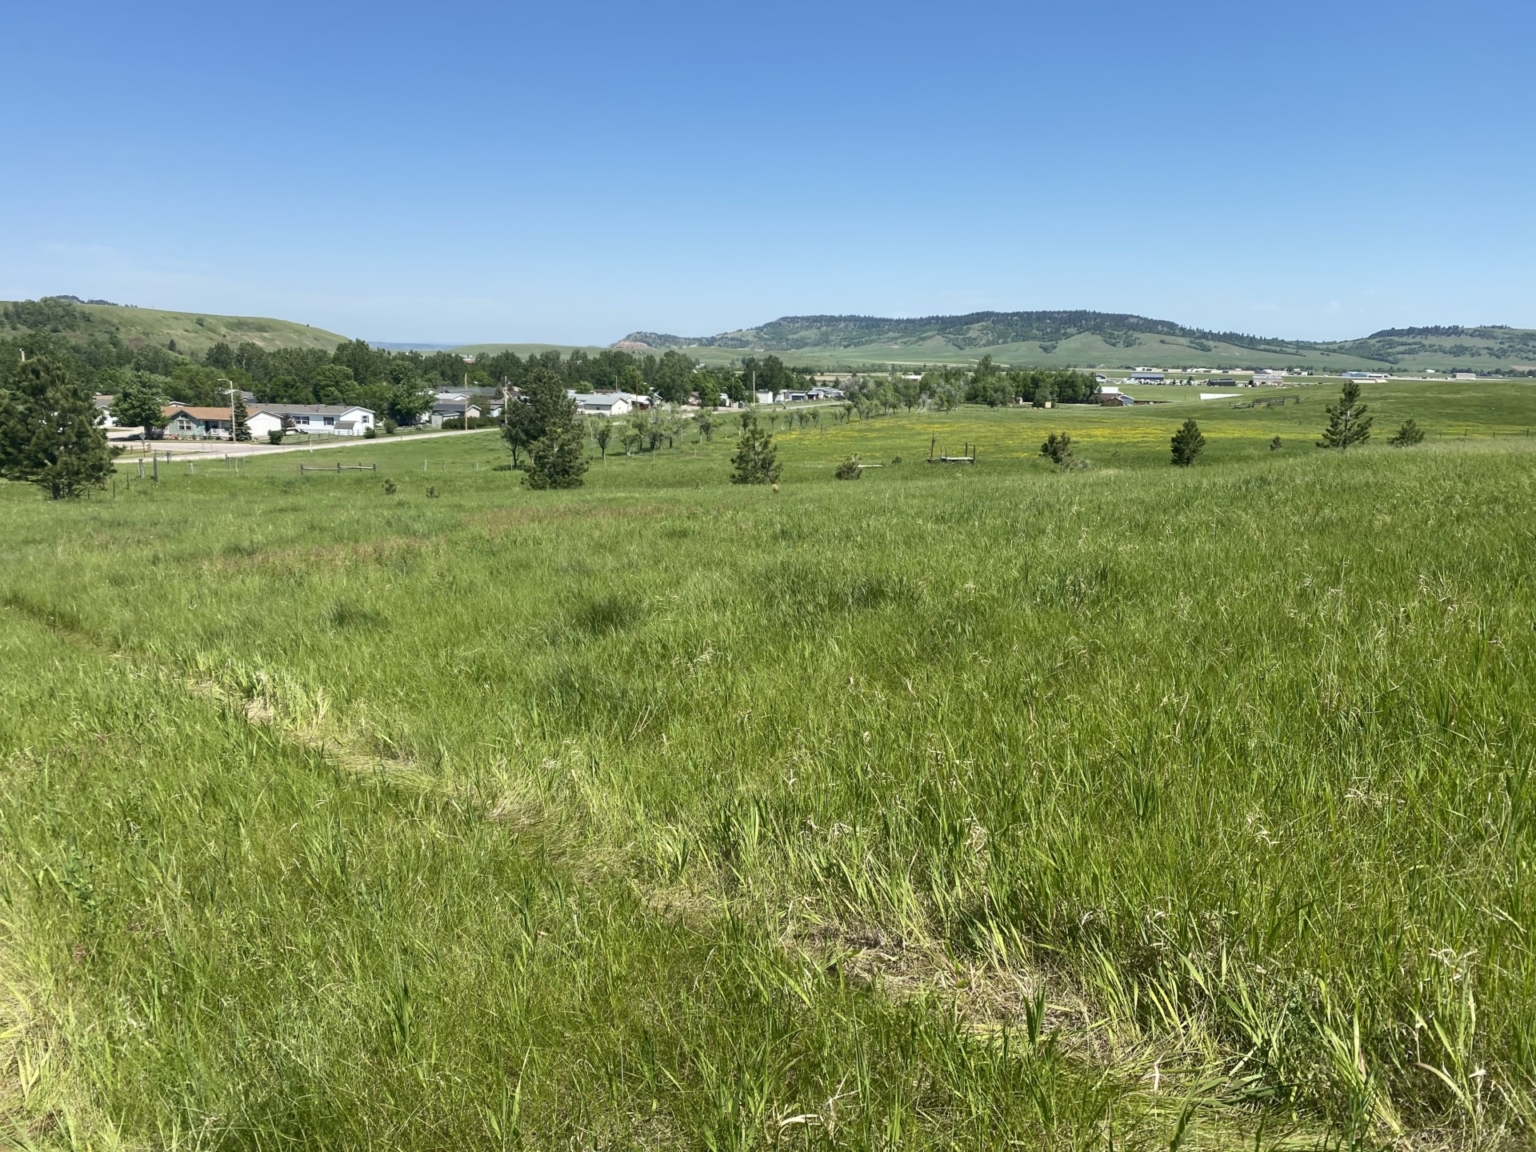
[324,416,335,426]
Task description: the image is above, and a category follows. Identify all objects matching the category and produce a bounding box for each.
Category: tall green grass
[4,390,1536,1147]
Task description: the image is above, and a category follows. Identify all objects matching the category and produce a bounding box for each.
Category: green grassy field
[4,382,1536,1149]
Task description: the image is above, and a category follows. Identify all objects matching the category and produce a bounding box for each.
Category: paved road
[111,426,497,460]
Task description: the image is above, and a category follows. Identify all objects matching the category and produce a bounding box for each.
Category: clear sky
[4,0,1533,345]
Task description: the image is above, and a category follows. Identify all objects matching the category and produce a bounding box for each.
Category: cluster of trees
[965,358,1100,407]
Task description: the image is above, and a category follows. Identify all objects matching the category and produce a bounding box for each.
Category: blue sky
[4,0,1533,345]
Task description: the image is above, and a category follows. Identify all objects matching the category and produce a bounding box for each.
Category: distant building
[1130,371,1165,383]
[1098,387,1134,406]
[1253,371,1285,386]
[1453,372,1477,380]
[572,393,634,417]
[93,394,118,428]
[429,401,482,427]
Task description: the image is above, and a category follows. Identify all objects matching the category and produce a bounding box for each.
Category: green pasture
[4,381,1536,1149]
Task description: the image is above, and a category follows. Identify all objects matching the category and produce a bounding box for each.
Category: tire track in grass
[2,597,1320,1149]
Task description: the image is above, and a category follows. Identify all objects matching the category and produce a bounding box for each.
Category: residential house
[258,403,376,436]
[92,395,118,428]
[161,405,239,439]
[429,400,482,427]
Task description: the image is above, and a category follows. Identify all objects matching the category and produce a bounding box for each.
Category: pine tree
[1039,431,1074,469]
[231,391,252,441]
[1170,418,1206,466]
[523,380,589,489]
[1318,380,1373,450]
[730,414,781,485]
[525,419,590,489]
[1388,418,1424,446]
[0,356,116,499]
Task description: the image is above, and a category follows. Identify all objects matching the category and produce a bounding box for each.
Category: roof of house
[162,405,236,421]
[257,404,371,416]
[572,393,629,407]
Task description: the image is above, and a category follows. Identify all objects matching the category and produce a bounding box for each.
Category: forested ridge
[624,310,1536,366]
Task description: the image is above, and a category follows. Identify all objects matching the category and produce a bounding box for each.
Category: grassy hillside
[1,296,351,357]
[622,312,1536,372]
[3,380,1536,1148]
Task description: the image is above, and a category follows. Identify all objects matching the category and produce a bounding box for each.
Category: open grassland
[4,382,1536,1149]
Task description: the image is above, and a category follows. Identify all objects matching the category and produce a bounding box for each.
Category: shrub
[1270,435,1282,451]
[382,478,397,495]
[1388,419,1425,446]
[363,425,377,439]
[834,454,863,480]
[383,418,398,435]
[267,430,285,446]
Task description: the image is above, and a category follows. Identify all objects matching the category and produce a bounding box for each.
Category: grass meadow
[3,381,1536,1149]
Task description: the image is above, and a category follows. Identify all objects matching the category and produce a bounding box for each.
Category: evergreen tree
[525,419,589,489]
[730,413,781,485]
[1318,380,1373,450]
[1388,418,1424,446]
[1039,431,1074,469]
[231,391,252,441]
[0,356,116,499]
[1170,418,1206,466]
[523,376,588,489]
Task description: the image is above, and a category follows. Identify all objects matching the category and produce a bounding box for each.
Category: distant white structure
[1200,392,1240,401]
[1253,371,1285,386]
[1453,372,1477,380]
[572,393,634,416]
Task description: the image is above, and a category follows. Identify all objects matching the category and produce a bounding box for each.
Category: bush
[1270,435,1282,451]
[267,430,285,446]
[834,455,863,480]
[1388,419,1425,447]
[382,478,397,495]
[363,425,377,439]
[383,418,398,435]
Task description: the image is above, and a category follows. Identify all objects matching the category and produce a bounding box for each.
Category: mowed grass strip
[4,391,1536,1147]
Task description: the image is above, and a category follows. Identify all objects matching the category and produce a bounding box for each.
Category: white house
[259,404,376,436]
[754,390,774,406]
[246,408,285,439]
[573,393,634,417]
[92,395,119,428]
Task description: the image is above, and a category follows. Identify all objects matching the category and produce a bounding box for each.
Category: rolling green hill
[1,296,351,357]
[621,312,1536,372]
